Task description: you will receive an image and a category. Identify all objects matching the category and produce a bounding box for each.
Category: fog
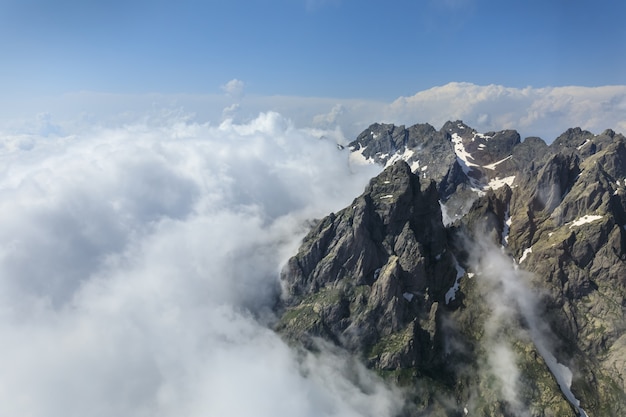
[468,238,586,416]
[0,112,402,417]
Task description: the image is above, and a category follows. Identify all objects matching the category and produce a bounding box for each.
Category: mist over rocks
[279,121,626,416]
[0,112,405,417]
[278,161,454,359]
[3,105,626,417]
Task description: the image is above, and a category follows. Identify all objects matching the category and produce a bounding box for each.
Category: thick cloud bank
[385,83,626,141]
[4,82,625,145]
[0,113,397,417]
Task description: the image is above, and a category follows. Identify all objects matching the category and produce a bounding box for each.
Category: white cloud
[5,83,624,144]
[313,103,346,127]
[221,78,245,98]
[0,112,391,417]
[385,82,626,140]
[221,102,240,120]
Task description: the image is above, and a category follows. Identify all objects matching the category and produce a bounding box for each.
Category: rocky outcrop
[278,162,456,376]
[506,136,626,416]
[452,124,626,416]
[348,122,465,200]
[440,120,521,167]
[278,121,626,416]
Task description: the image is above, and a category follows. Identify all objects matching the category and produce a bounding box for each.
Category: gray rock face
[349,122,463,199]
[279,161,455,374]
[507,137,626,411]
[452,123,626,416]
[441,120,521,166]
[278,121,626,416]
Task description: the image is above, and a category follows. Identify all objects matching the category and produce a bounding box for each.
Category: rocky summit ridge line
[276,121,626,417]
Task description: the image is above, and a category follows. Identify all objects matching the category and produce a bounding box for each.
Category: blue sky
[2,0,625,99]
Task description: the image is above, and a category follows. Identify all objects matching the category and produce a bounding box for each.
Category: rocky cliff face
[277,121,626,417]
[278,162,455,373]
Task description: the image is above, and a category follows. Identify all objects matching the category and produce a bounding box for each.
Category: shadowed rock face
[278,162,456,374]
[278,122,626,417]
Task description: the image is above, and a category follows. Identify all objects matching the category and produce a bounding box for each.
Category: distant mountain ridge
[277,121,626,416]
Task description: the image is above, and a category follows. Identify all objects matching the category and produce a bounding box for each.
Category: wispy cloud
[468,237,587,415]
[221,78,245,98]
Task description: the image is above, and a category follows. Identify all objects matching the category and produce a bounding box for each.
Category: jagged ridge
[278,121,626,417]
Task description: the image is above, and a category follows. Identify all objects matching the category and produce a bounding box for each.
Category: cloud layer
[0,112,396,417]
[385,83,626,141]
[4,82,624,144]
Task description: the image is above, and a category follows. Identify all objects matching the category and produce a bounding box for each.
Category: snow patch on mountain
[474,132,493,140]
[384,147,415,169]
[487,176,516,190]
[349,144,373,166]
[577,139,591,150]
[569,215,603,228]
[451,133,480,175]
[502,207,511,246]
[449,133,516,192]
[483,155,513,170]
[519,247,532,263]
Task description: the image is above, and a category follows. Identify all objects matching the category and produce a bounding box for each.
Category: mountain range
[276,121,626,416]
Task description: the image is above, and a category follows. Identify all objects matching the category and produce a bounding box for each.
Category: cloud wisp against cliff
[0,112,398,417]
[467,237,587,416]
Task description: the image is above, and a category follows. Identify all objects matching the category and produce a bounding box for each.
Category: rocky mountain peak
[278,121,626,416]
[552,127,596,151]
[278,160,456,373]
